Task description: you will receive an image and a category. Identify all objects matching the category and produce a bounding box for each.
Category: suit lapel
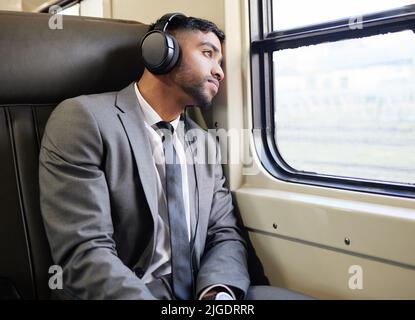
[184,120,215,264]
[114,83,159,239]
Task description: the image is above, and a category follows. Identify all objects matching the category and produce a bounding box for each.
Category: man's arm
[39,99,155,299]
[195,138,250,299]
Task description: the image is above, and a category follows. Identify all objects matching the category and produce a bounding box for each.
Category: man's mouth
[207,79,219,91]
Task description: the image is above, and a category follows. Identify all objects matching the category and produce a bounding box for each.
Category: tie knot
[153,121,174,134]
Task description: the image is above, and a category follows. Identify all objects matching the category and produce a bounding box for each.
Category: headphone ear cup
[161,33,180,74]
[140,31,180,74]
[141,30,167,74]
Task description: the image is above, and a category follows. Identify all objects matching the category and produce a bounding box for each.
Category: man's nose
[212,63,224,82]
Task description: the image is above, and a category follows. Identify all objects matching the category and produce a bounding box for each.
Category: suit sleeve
[39,99,156,299]
[195,137,250,298]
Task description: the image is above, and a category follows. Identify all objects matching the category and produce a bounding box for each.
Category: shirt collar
[134,82,180,131]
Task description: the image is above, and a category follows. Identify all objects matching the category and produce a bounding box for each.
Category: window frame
[40,0,82,13]
[249,0,415,198]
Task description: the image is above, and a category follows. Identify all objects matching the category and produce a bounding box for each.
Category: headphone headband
[140,13,186,74]
[154,13,186,32]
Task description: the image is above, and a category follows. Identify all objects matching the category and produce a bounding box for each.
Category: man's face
[171,30,224,109]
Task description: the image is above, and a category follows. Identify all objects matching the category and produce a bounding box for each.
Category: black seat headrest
[0,10,148,104]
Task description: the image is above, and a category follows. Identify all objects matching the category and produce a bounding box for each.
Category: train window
[44,0,106,18]
[60,4,80,16]
[250,1,415,197]
[273,30,415,185]
[272,0,415,30]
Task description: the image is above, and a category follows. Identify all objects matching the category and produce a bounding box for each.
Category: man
[39,14,310,300]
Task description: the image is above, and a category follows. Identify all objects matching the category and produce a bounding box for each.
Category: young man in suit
[39,13,311,300]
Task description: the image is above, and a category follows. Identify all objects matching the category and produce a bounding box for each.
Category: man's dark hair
[149,15,225,43]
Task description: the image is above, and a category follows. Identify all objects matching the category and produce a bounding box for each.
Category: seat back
[0,10,148,299]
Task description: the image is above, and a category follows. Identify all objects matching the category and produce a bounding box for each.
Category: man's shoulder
[58,90,117,111]
[185,115,206,132]
[43,90,119,140]
[185,116,221,146]
[50,90,118,125]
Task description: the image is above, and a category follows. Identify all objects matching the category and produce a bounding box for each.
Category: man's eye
[203,50,213,58]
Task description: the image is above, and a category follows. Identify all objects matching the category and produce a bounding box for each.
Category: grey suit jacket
[39,82,250,299]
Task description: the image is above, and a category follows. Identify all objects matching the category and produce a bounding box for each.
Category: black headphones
[140,13,186,74]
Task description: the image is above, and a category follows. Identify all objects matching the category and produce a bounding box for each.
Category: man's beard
[173,63,214,110]
[181,79,213,110]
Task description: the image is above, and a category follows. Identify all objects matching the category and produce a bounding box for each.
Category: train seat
[0,10,147,299]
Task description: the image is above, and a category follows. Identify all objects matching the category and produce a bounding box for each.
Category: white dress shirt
[135,84,191,284]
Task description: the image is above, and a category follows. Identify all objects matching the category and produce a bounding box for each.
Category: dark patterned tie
[153,121,193,300]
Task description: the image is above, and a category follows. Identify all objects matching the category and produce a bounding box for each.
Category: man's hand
[200,286,235,300]
[201,288,221,300]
